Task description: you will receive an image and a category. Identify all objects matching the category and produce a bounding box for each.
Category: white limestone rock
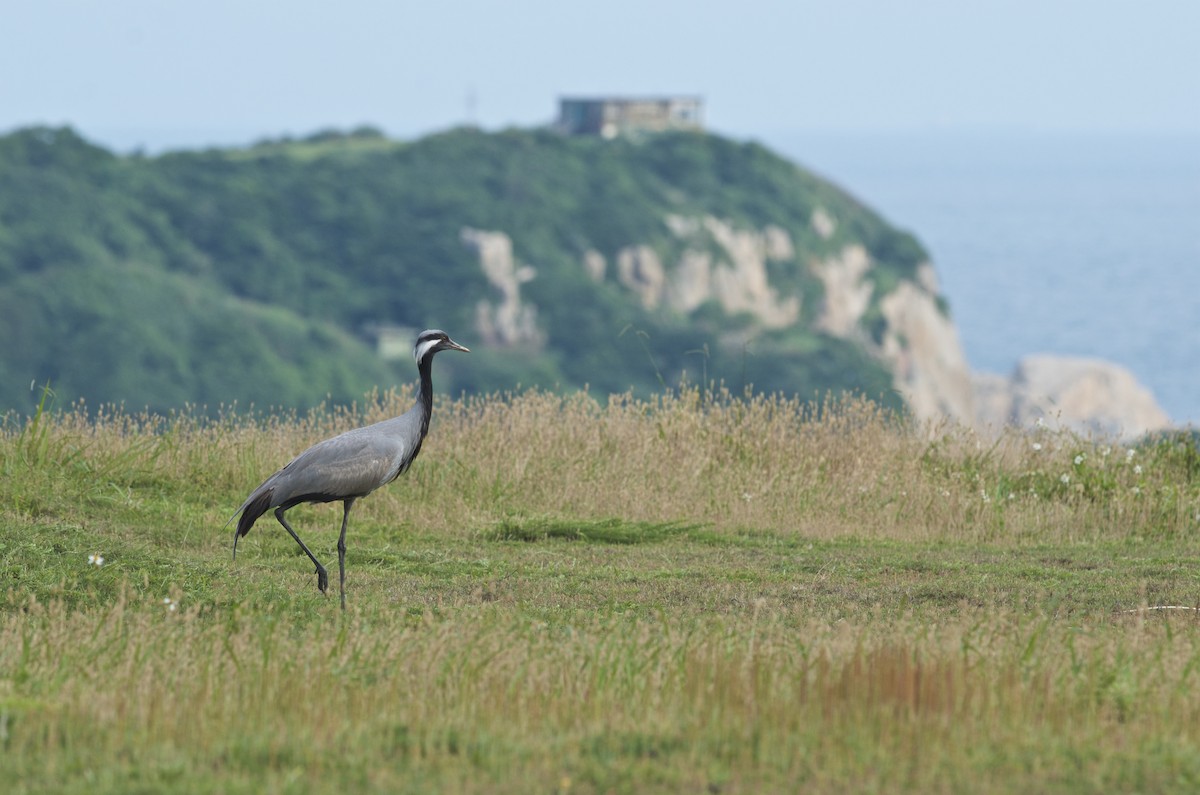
[461,227,543,348]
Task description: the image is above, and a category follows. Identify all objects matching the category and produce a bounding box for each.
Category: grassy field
[2,386,1200,793]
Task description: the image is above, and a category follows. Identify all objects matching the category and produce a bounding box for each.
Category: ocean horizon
[765,130,1200,427]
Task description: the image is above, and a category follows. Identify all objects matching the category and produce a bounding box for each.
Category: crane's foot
[316,566,329,594]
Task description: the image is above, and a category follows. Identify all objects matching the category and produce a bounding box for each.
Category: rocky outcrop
[697,217,800,327]
[582,249,606,282]
[973,355,1171,439]
[460,227,543,348]
[615,245,666,309]
[811,247,975,425]
[590,213,980,426]
[810,207,837,240]
[605,215,801,327]
[812,244,872,337]
[879,272,975,424]
[475,214,1169,438]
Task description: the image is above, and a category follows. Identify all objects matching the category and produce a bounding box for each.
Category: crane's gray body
[228,329,467,608]
[234,410,426,521]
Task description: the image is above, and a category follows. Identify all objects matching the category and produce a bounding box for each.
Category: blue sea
[765,132,1200,427]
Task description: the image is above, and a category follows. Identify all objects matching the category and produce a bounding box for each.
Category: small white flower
[1126,449,1136,462]
[88,554,104,567]
[1060,474,1070,484]
[162,597,177,612]
[1074,455,1085,466]
[1032,442,1043,452]
[1036,417,1046,428]
[1132,486,1142,495]
[1102,446,1112,458]
[741,492,753,502]
[1134,464,1143,475]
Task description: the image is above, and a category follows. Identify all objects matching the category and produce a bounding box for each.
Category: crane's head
[413,329,470,365]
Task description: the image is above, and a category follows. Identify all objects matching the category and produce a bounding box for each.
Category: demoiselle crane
[227,329,469,608]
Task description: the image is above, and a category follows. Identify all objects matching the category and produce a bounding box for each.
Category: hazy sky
[4,0,1198,151]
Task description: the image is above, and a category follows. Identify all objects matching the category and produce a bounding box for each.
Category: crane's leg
[274,507,329,594]
[337,498,356,610]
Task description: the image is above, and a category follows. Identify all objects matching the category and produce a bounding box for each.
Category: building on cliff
[558,96,704,138]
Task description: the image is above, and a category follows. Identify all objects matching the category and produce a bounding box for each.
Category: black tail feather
[231,488,273,560]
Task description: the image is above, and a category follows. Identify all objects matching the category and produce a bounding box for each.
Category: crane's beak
[444,338,470,354]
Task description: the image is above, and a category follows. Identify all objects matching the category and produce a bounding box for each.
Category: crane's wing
[263,428,413,506]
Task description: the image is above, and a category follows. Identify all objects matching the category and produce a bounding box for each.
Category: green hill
[0,124,931,414]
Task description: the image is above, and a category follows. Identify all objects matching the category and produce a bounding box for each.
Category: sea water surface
[765,132,1200,426]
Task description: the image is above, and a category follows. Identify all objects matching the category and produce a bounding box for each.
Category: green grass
[2,389,1200,793]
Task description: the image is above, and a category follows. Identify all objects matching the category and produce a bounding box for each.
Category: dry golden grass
[15,385,1192,546]
[319,386,1193,547]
